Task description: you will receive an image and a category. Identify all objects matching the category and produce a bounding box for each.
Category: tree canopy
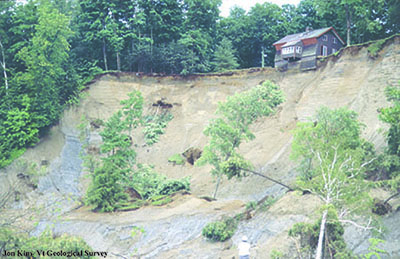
[291,107,375,258]
[196,81,284,198]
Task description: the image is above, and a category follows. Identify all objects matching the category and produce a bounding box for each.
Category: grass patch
[168,153,185,165]
[150,195,172,206]
[119,200,146,211]
[131,226,146,238]
[258,196,277,212]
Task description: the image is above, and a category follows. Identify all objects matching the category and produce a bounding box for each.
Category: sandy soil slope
[2,36,400,258]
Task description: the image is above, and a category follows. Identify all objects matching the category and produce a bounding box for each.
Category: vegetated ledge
[84,66,277,86]
[317,33,400,67]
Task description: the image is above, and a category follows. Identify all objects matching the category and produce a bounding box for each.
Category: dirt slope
[2,37,400,258]
[72,38,399,201]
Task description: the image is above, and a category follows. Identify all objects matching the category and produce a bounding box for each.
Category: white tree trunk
[316,209,328,259]
[0,39,8,95]
[345,4,351,45]
[116,51,121,71]
[103,37,108,71]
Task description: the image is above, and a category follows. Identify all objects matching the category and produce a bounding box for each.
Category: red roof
[273,27,345,46]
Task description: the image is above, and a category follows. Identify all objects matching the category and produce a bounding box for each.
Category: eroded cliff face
[2,37,400,258]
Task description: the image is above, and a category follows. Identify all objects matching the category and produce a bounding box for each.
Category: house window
[333,38,337,44]
[321,45,328,56]
[282,47,294,55]
[332,48,337,54]
[322,35,328,41]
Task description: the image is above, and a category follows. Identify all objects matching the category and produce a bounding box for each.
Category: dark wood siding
[316,31,343,56]
[274,29,344,70]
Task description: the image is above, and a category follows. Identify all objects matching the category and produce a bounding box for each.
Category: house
[273,27,345,71]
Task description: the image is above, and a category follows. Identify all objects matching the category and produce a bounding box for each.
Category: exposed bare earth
[2,37,400,258]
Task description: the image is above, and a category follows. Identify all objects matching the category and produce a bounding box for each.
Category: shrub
[270,250,284,259]
[245,201,257,210]
[368,39,385,58]
[362,238,388,258]
[0,227,94,258]
[129,164,190,200]
[131,164,165,199]
[158,178,190,195]
[202,217,237,242]
[288,210,353,258]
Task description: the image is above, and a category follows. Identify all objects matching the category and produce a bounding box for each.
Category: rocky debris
[372,198,392,215]
[182,147,202,165]
[126,187,142,200]
[152,99,173,109]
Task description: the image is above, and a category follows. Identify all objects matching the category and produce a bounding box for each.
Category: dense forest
[0,0,399,168]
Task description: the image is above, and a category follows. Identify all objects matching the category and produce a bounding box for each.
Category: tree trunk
[213,174,222,199]
[0,39,8,96]
[138,31,141,72]
[150,27,153,73]
[261,46,265,68]
[116,51,121,71]
[384,191,400,204]
[103,37,108,71]
[345,4,351,45]
[316,209,328,259]
[239,167,293,191]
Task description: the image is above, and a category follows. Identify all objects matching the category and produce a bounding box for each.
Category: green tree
[380,85,400,156]
[15,0,73,129]
[313,0,388,45]
[291,107,374,259]
[77,0,128,71]
[120,90,143,136]
[212,37,239,72]
[1,95,38,148]
[86,92,144,212]
[86,162,128,212]
[386,0,400,35]
[196,81,284,198]
[217,6,249,68]
[99,111,135,173]
[178,29,212,74]
[246,2,286,67]
[183,0,221,35]
[177,0,221,74]
[378,84,400,204]
[0,0,82,168]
